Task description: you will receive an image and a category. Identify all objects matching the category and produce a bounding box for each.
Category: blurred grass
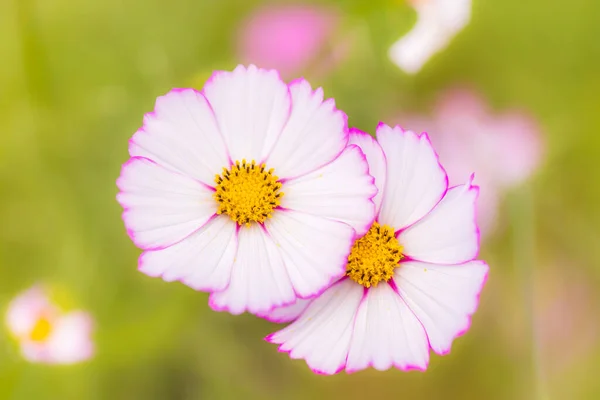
[1,0,599,399]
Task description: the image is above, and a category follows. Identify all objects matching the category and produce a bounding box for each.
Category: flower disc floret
[29,317,53,342]
[214,159,283,227]
[346,222,403,288]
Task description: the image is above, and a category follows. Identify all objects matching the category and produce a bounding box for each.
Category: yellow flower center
[214,159,283,227]
[346,222,404,288]
[29,316,53,342]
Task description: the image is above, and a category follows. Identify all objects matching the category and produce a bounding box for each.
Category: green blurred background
[1,0,599,398]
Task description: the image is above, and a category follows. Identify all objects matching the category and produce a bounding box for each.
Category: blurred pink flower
[400,89,544,235]
[5,285,94,364]
[237,5,338,78]
[534,263,599,377]
[389,0,471,74]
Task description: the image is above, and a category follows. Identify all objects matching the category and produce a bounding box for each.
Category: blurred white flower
[389,0,471,74]
[5,285,94,364]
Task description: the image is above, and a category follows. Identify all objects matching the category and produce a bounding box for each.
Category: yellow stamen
[214,159,283,227]
[29,317,53,342]
[346,222,403,288]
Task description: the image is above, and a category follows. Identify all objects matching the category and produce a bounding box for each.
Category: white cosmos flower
[5,286,94,364]
[117,65,377,316]
[266,124,488,374]
[389,0,471,74]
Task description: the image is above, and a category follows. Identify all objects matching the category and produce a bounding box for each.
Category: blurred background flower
[237,4,341,79]
[399,88,544,236]
[5,285,94,365]
[389,0,471,74]
[1,0,599,399]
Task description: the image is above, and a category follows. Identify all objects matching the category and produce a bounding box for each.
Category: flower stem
[509,185,548,400]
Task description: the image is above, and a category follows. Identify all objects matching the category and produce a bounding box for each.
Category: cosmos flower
[117,65,377,316]
[5,285,94,364]
[400,88,543,235]
[237,5,338,78]
[266,124,488,374]
[389,0,471,74]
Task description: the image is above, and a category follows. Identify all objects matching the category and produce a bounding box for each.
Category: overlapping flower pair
[116,65,488,375]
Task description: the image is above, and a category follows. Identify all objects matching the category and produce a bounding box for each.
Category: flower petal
[265,209,355,298]
[346,282,429,372]
[259,298,312,323]
[117,157,217,250]
[266,279,363,375]
[388,0,471,74]
[395,260,489,354]
[209,224,295,315]
[203,64,291,162]
[265,78,348,179]
[398,180,479,264]
[377,124,448,231]
[138,216,238,292]
[348,128,387,214]
[280,145,376,237]
[129,88,229,186]
[6,286,56,339]
[45,312,95,364]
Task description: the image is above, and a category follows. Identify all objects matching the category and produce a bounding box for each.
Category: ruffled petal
[346,282,429,372]
[265,209,355,298]
[259,298,312,323]
[395,260,488,354]
[138,215,238,292]
[266,279,363,374]
[348,129,387,214]
[265,78,348,179]
[280,145,376,237]
[117,157,217,250]
[209,224,295,315]
[203,65,291,162]
[399,180,479,264]
[377,124,448,231]
[129,88,229,186]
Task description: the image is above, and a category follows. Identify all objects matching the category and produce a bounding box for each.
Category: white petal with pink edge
[349,129,387,214]
[346,281,429,372]
[267,279,363,375]
[138,216,238,292]
[398,180,479,264]
[209,224,296,315]
[395,260,488,354]
[280,145,376,237]
[377,124,448,231]
[129,88,229,186]
[259,298,312,323]
[265,209,355,298]
[117,157,217,250]
[265,79,347,179]
[203,65,291,163]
